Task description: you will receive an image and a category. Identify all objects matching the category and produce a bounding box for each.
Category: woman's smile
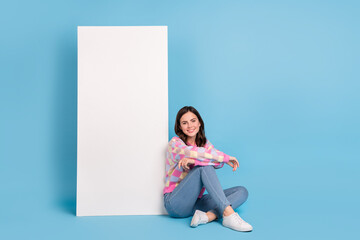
[179,111,202,143]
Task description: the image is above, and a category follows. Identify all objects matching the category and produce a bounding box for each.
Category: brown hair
[174,106,207,147]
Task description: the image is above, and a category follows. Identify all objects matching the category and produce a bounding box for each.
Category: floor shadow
[52,28,78,216]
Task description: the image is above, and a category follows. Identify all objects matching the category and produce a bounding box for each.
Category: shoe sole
[223,224,253,232]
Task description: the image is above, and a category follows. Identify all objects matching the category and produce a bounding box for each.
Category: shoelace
[234,213,245,225]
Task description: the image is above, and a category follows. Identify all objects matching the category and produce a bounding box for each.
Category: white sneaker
[190,210,209,227]
[222,212,253,232]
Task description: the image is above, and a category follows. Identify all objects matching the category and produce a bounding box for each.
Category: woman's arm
[168,137,230,167]
[205,140,228,169]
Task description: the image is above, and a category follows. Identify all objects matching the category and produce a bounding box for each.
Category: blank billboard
[77,26,168,216]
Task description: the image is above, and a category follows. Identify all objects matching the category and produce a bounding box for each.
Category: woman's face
[179,111,201,138]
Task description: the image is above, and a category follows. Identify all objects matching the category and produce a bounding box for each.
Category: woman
[163,106,253,232]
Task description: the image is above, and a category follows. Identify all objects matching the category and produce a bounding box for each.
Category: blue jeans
[163,165,248,219]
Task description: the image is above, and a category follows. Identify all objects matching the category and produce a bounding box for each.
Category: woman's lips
[188,129,195,133]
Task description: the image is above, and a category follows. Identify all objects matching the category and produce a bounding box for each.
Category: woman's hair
[174,106,207,147]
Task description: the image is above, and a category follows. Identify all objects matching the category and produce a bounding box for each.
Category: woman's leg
[165,165,231,218]
[164,166,205,218]
[192,186,249,220]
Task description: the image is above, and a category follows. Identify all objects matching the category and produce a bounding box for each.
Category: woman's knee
[199,165,215,172]
[235,186,249,200]
[190,165,215,175]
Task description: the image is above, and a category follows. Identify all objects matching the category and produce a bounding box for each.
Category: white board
[77,26,168,216]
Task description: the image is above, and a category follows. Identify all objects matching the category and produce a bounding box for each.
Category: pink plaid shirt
[163,136,231,198]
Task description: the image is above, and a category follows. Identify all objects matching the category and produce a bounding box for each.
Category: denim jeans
[164,165,248,219]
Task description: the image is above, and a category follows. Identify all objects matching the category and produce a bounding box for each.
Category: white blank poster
[77,26,168,216]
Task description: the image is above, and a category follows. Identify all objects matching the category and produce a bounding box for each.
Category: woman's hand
[226,156,239,172]
[178,158,195,171]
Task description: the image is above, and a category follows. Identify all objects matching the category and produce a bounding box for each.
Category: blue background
[1,0,359,239]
